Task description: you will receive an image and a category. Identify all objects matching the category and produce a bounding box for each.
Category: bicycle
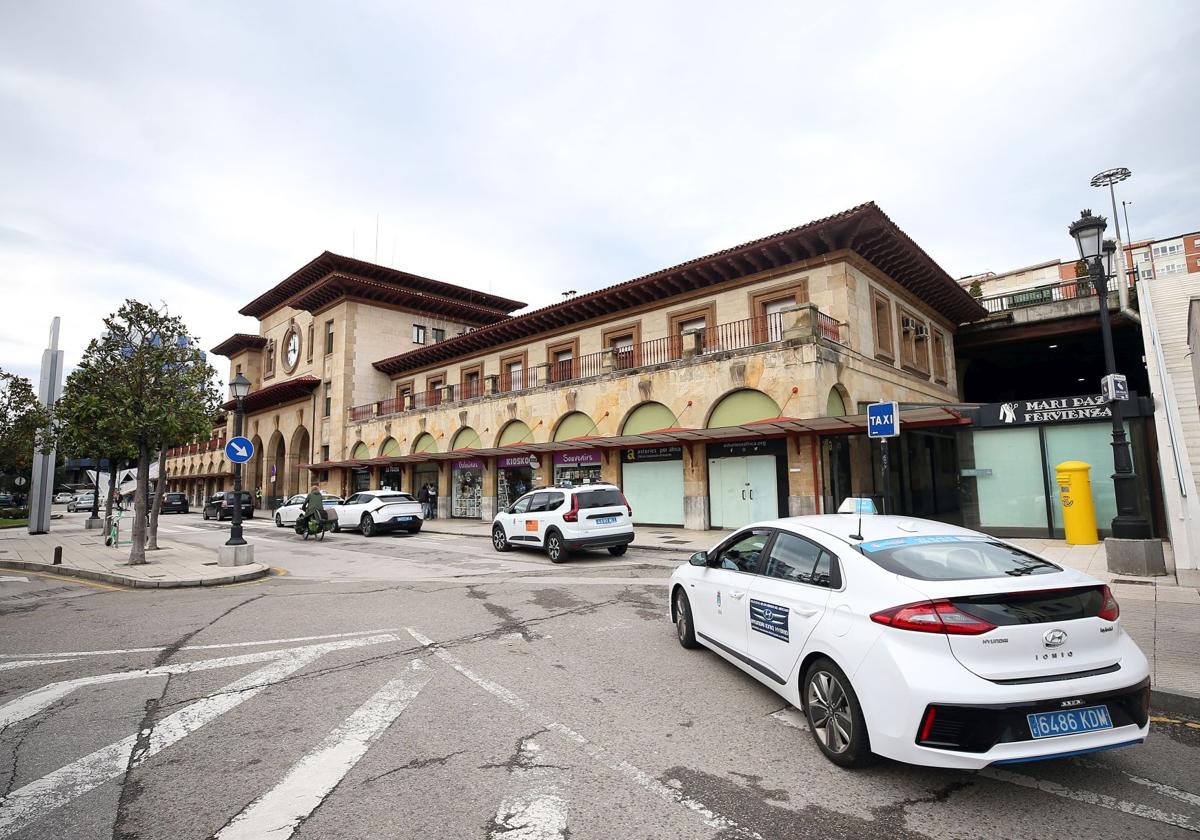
[295,509,334,541]
[105,508,150,548]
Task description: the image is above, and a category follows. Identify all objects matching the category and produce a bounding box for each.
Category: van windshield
[856,535,1061,581]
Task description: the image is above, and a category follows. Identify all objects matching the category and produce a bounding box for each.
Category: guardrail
[977,274,1135,314]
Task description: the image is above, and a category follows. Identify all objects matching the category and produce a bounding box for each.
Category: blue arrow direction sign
[867,401,900,438]
[225,436,254,463]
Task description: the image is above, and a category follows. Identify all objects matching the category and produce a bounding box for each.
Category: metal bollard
[53,545,62,565]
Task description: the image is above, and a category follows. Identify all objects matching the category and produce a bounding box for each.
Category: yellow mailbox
[1056,460,1099,545]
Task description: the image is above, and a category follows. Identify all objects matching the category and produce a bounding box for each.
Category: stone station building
[165,202,986,532]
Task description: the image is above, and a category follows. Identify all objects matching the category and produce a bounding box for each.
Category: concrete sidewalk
[0,520,270,588]
[421,518,1200,710]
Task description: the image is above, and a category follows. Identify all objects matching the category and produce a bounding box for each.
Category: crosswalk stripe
[0,659,78,673]
[0,634,402,731]
[0,650,325,838]
[0,627,403,660]
[215,659,432,840]
[489,739,568,840]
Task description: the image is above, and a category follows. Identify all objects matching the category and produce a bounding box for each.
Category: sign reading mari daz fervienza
[982,394,1112,427]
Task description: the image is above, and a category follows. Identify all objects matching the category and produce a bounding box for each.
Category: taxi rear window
[856,536,1061,581]
[576,489,623,509]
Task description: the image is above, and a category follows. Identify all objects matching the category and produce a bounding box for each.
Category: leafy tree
[0,369,52,489]
[967,278,983,299]
[55,348,137,522]
[68,301,219,564]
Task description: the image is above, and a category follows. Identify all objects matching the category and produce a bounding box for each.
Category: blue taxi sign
[225,436,254,464]
[867,401,899,438]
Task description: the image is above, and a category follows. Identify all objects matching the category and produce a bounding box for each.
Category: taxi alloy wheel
[674,589,699,649]
[803,658,873,768]
[492,525,510,552]
[545,530,568,563]
[360,514,376,538]
[274,513,283,528]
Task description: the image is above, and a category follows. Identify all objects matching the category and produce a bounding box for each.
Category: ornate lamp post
[1068,210,1150,539]
[226,373,251,548]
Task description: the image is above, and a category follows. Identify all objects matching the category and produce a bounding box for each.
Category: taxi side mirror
[689,551,708,567]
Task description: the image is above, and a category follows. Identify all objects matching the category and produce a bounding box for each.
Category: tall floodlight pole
[27,318,64,535]
[1091,168,1132,307]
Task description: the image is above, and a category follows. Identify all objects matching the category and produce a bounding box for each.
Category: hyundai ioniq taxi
[668,514,1149,769]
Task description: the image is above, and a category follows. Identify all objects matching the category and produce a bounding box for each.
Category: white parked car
[334,490,423,536]
[273,493,344,527]
[67,494,95,512]
[53,492,74,504]
[491,483,634,562]
[668,514,1149,769]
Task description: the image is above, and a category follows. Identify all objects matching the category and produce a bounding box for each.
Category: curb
[1151,687,1200,720]
[419,526,700,555]
[0,558,270,589]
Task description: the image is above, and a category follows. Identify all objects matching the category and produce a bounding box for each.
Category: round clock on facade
[284,327,300,371]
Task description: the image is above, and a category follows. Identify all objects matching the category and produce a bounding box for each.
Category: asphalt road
[1,512,1198,840]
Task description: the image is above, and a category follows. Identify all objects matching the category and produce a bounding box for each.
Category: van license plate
[1027,705,1112,739]
[597,516,617,525]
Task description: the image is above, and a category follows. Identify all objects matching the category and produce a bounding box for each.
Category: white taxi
[668,514,1150,769]
[273,493,343,527]
[491,483,634,562]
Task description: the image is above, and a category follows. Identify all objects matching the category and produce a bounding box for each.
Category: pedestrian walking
[417,483,430,519]
[427,482,438,519]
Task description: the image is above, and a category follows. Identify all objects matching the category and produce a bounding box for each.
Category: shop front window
[452,459,482,517]
[553,450,601,485]
[498,455,534,509]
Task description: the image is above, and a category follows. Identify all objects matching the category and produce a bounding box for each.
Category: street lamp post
[226,373,251,548]
[1068,209,1151,540]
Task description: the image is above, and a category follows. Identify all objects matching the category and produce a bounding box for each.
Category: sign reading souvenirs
[984,394,1113,427]
[622,445,683,463]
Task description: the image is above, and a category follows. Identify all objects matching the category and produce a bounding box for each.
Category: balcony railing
[166,438,226,458]
[350,307,843,421]
[978,274,1136,315]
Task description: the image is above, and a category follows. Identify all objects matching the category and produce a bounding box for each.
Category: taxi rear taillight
[620,492,632,518]
[870,600,996,635]
[1098,585,1120,621]
[562,495,580,522]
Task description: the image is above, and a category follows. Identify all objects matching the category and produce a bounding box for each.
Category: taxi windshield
[856,536,1061,581]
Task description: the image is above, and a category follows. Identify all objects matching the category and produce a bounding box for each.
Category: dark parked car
[202,491,253,521]
[156,492,189,514]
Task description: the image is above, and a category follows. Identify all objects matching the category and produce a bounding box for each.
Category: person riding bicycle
[299,485,325,532]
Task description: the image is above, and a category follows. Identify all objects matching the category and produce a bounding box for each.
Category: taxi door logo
[750,599,789,642]
[525,520,538,533]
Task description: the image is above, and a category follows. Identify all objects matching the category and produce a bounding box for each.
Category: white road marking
[0,634,402,730]
[1073,757,1200,810]
[490,739,569,840]
[768,707,809,731]
[977,769,1200,834]
[215,659,432,840]
[0,576,30,583]
[0,627,402,660]
[0,649,327,838]
[0,659,78,673]
[405,627,761,839]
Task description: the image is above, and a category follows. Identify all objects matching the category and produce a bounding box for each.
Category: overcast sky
[2,1,1197,381]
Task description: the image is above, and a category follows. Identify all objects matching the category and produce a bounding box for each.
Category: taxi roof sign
[838,497,878,514]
